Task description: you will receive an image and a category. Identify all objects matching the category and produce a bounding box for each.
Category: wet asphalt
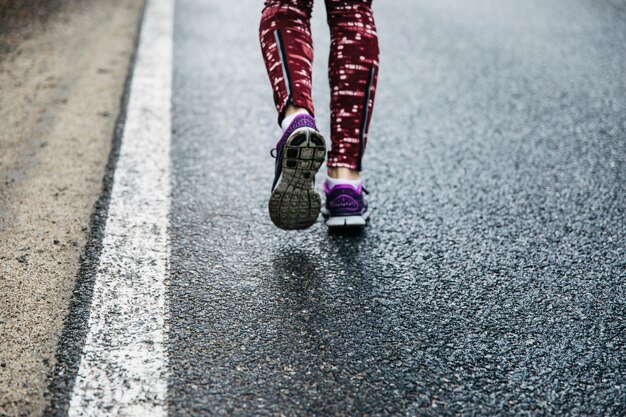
[53,0,626,415]
[165,0,626,415]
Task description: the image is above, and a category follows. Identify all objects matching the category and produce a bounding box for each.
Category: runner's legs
[259,0,379,170]
[325,0,379,171]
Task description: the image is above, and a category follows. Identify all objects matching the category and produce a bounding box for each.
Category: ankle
[281,106,311,131]
[283,104,309,118]
[327,167,360,181]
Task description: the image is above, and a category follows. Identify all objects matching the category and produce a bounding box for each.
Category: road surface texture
[0,0,144,415]
[45,0,625,416]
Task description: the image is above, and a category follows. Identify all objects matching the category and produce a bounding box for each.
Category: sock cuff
[281,109,311,131]
[325,176,362,190]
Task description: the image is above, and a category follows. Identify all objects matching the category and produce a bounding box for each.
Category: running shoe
[322,181,370,227]
[269,114,326,230]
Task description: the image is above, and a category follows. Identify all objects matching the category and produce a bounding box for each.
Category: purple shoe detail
[275,114,318,149]
[268,115,326,230]
[271,114,318,191]
[323,182,368,217]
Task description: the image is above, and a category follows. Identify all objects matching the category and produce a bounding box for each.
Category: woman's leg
[259,0,316,124]
[322,0,379,227]
[260,1,327,230]
[325,0,379,176]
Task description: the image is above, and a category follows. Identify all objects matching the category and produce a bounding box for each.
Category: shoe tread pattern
[269,130,326,230]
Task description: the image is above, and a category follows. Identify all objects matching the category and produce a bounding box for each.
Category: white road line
[68,0,173,415]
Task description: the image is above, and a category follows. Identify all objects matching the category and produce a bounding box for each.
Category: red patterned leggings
[260,0,379,170]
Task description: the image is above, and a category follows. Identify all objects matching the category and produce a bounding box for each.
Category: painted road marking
[67,0,174,415]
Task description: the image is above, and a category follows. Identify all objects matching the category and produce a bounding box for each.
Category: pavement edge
[42,1,148,415]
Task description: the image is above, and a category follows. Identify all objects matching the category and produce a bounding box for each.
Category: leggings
[259,0,379,170]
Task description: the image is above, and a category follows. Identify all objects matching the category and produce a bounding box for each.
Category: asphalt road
[50,0,625,415]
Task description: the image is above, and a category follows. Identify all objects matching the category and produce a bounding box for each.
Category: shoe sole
[325,211,370,228]
[269,128,326,230]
